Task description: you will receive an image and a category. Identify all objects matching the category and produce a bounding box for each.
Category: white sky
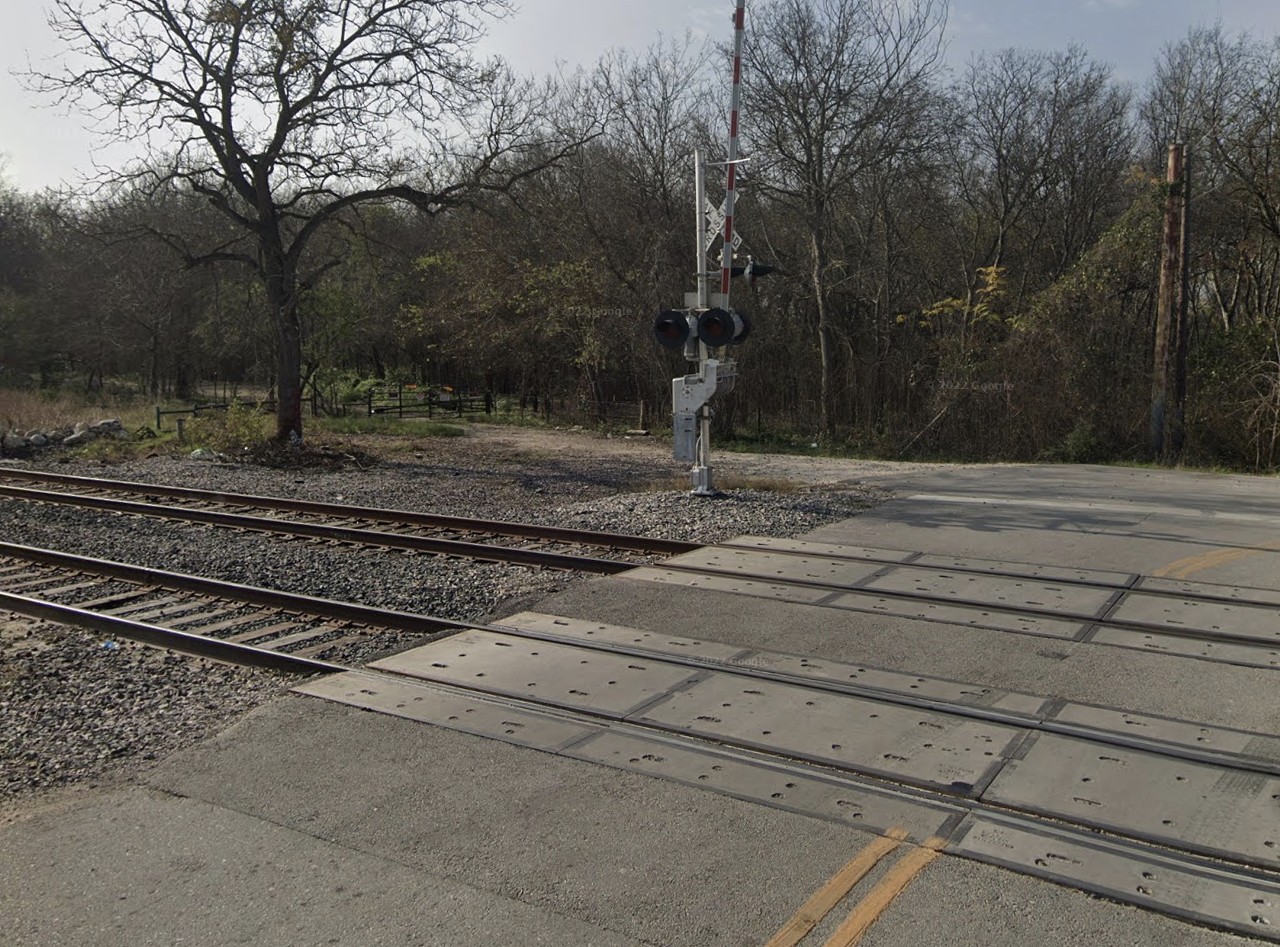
[4,0,1280,193]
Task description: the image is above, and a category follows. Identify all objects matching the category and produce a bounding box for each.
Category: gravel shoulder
[0,424,910,817]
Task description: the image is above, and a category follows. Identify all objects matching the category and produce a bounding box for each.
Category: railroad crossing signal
[653,308,752,352]
[657,150,774,494]
[657,0,751,497]
[704,198,743,253]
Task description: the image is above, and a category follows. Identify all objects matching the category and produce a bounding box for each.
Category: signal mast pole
[720,0,746,304]
[689,0,747,496]
[654,0,753,497]
[692,149,714,493]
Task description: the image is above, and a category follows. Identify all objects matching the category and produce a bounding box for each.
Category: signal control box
[673,411,698,462]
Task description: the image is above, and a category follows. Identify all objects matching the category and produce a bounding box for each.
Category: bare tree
[743,0,946,439]
[32,0,600,440]
[947,46,1131,312]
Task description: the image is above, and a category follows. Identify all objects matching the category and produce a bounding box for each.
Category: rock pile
[0,418,132,457]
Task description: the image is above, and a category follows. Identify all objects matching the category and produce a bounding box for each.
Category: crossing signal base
[670,358,738,465]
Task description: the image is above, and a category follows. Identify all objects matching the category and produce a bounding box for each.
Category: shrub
[185,401,270,455]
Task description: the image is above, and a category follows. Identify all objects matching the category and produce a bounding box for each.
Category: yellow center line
[820,837,946,947]
[1154,540,1280,580]
[763,828,909,947]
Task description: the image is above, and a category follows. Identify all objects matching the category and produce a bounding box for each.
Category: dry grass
[0,389,152,434]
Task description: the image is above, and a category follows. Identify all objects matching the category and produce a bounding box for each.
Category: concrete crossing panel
[371,629,702,715]
[660,546,888,586]
[862,569,1116,616]
[565,730,960,842]
[1048,702,1280,767]
[822,591,1090,638]
[621,567,836,604]
[295,670,962,844]
[952,812,1280,942]
[501,611,1051,718]
[1107,593,1280,643]
[982,732,1280,870]
[1088,626,1280,668]
[1136,576,1280,607]
[627,565,1092,637]
[911,554,1134,586]
[636,673,1023,795]
[715,535,915,562]
[497,612,751,664]
[296,670,597,752]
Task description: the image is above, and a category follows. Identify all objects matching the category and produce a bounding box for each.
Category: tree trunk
[174,359,192,401]
[149,333,160,398]
[264,249,304,443]
[275,311,304,441]
[811,229,836,441]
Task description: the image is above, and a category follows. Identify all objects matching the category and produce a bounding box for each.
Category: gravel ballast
[0,426,893,808]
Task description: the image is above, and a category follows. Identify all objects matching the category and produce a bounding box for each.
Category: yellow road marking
[764,828,909,947]
[1154,541,1280,580]
[820,837,946,947]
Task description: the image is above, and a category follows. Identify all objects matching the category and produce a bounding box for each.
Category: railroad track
[5,541,1278,920]
[1,468,1277,670]
[0,468,696,572]
[302,612,1280,942]
[3,537,1279,940]
[0,541,477,671]
[640,537,1280,670]
[5,537,1269,780]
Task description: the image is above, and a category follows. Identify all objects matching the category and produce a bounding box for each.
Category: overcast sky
[4,0,1280,193]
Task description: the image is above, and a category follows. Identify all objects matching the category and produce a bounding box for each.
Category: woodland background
[2,2,1279,470]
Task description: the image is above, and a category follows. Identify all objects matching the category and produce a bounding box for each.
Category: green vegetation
[184,401,272,456]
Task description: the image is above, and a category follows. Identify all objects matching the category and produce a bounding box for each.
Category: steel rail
[16,534,1258,791]
[651,559,1280,658]
[711,537,1279,606]
[324,654,1280,879]
[321,666,1280,944]
[0,484,631,574]
[473,619,1280,778]
[11,556,1279,928]
[4,539,1270,937]
[3,473,1274,659]
[3,470,1267,607]
[3,475,1274,660]
[6,537,1267,777]
[0,468,699,556]
[0,590,344,675]
[0,541,476,637]
[5,469,1271,611]
[6,544,1279,931]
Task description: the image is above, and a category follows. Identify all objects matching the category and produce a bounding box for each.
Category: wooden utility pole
[1151,143,1187,461]
[1170,148,1192,460]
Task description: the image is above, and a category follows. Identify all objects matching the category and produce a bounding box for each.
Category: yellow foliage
[918,265,1008,330]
